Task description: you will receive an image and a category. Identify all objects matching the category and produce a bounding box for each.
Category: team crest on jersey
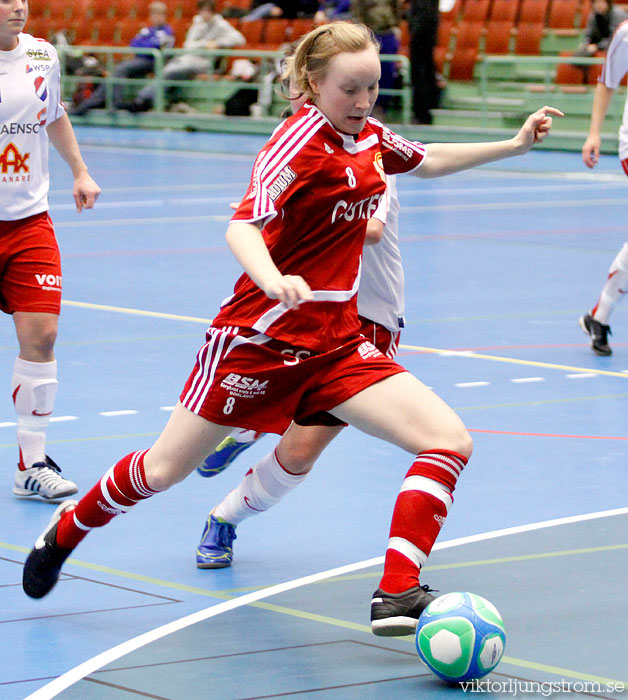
[34,76,48,102]
[324,143,334,154]
[373,152,386,184]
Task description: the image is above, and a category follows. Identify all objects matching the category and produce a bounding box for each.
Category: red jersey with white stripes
[212,103,425,352]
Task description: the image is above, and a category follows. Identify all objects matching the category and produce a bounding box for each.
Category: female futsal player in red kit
[24,20,561,636]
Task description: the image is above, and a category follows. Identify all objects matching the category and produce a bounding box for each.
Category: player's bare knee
[454,429,473,460]
[276,443,315,475]
[143,456,184,492]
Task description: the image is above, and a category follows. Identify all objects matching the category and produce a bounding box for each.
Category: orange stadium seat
[547,0,579,27]
[514,21,544,53]
[461,0,491,22]
[490,0,519,20]
[517,0,550,22]
[485,20,514,52]
[240,19,264,44]
[264,18,290,46]
[448,20,484,79]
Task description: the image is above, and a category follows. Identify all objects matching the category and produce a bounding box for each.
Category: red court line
[399,342,628,353]
[469,428,628,440]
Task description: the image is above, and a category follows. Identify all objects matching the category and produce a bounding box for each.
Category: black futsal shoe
[23,500,77,599]
[370,584,436,636]
[579,314,612,356]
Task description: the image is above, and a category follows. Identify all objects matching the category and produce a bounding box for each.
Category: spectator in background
[315,0,352,23]
[130,0,245,112]
[408,0,439,124]
[575,0,627,58]
[69,1,174,116]
[351,0,402,115]
[242,1,320,22]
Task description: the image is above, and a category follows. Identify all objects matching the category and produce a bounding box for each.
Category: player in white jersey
[0,1,100,501]
[23,22,560,638]
[581,19,628,355]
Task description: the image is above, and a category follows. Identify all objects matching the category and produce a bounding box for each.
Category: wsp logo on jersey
[33,76,47,102]
[25,64,33,73]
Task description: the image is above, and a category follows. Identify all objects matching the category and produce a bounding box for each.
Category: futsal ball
[415,591,506,683]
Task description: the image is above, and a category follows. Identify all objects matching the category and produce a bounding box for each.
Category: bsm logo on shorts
[357,341,382,360]
[221,373,269,398]
[35,273,62,292]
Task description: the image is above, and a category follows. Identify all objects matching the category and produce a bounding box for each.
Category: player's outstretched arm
[226,221,313,309]
[47,113,101,212]
[582,82,615,168]
[415,106,564,178]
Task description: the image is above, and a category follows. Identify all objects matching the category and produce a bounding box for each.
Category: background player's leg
[12,312,77,501]
[198,423,344,568]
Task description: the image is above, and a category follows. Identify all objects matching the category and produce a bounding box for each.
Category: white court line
[99,410,138,417]
[511,377,545,383]
[23,506,628,700]
[455,381,490,387]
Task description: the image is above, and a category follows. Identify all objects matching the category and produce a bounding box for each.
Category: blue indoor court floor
[0,126,627,699]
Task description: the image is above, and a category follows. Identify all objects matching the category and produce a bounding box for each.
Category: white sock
[214,450,308,525]
[592,243,628,324]
[12,357,58,470]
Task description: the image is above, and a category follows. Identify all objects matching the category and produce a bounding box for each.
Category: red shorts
[0,212,61,315]
[180,327,407,435]
[358,315,401,359]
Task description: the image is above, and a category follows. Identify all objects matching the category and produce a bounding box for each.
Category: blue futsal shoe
[196,514,237,569]
[197,430,263,478]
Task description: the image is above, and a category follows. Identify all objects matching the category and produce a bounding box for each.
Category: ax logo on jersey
[267,165,296,202]
[381,126,414,161]
[0,143,30,177]
[220,372,269,399]
[331,192,381,224]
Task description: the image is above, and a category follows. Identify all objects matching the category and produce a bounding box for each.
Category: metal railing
[477,54,607,126]
[58,45,412,122]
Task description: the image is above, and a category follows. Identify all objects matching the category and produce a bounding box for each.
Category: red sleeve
[375,122,426,175]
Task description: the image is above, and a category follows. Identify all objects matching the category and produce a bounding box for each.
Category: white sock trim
[400,475,453,512]
[387,537,428,569]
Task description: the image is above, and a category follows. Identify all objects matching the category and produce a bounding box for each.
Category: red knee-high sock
[379,449,467,594]
[56,450,160,550]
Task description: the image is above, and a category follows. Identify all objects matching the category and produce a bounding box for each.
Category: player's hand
[264,275,313,309]
[582,134,601,168]
[73,172,101,212]
[515,106,564,153]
